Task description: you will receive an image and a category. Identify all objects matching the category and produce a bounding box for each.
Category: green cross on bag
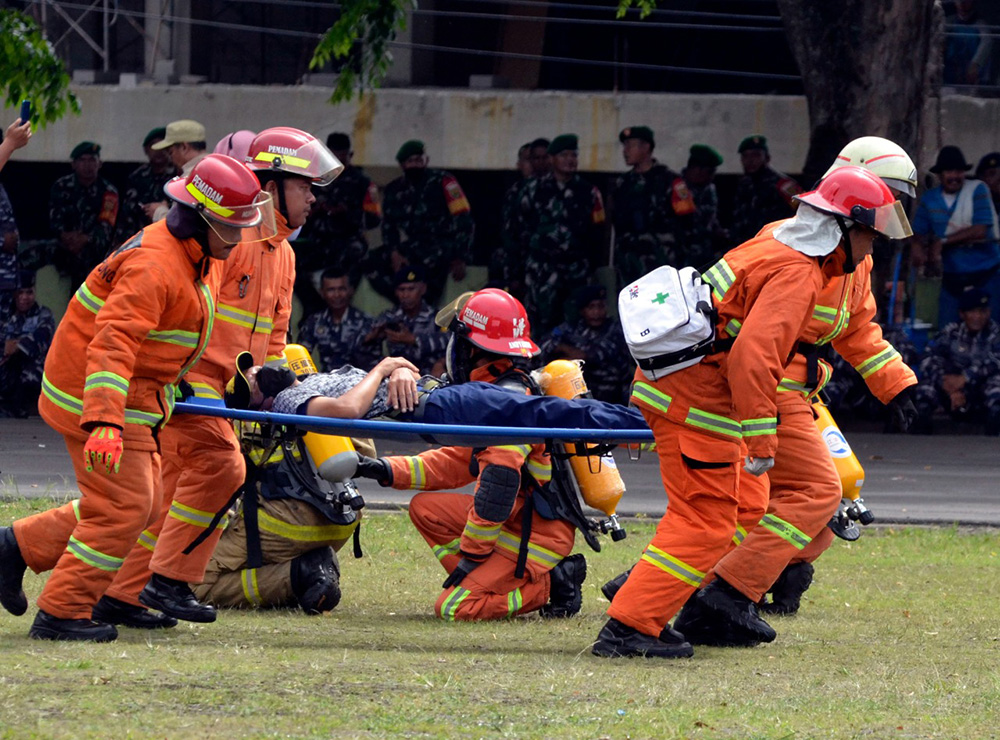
[651,292,670,305]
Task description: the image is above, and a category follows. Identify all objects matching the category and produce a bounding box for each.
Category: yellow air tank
[536,359,626,518]
[812,398,864,500]
[283,344,358,482]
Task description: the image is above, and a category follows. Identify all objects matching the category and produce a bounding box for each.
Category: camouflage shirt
[516,173,606,273]
[919,319,1000,390]
[375,301,449,375]
[672,176,722,270]
[298,305,381,372]
[300,165,382,273]
[0,183,17,299]
[49,174,120,279]
[730,166,801,246]
[540,318,633,404]
[113,163,176,247]
[1,301,55,386]
[493,177,528,284]
[381,168,474,270]
[611,162,677,281]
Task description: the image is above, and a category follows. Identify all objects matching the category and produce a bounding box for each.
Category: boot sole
[29,625,117,642]
[591,641,694,659]
[139,590,217,623]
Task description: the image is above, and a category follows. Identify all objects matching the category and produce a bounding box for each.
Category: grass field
[1,497,998,740]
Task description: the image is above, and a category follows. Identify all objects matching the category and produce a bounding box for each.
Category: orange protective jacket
[386,363,575,579]
[39,220,222,450]
[185,216,296,400]
[631,227,848,459]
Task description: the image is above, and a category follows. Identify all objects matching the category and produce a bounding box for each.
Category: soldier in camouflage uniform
[0,180,18,319]
[912,288,1000,435]
[540,285,633,404]
[611,126,678,286]
[298,268,381,372]
[368,265,449,375]
[0,272,55,417]
[113,128,177,246]
[824,325,919,420]
[515,134,606,334]
[49,141,119,290]
[671,144,728,270]
[491,142,534,294]
[730,135,802,246]
[371,140,474,304]
[297,133,383,316]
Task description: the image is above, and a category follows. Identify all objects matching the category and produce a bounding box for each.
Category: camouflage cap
[71,141,101,160]
[738,135,768,153]
[619,126,654,146]
[548,134,579,156]
[396,139,425,162]
[688,144,723,168]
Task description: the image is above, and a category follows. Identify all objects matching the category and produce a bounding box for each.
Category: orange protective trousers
[13,437,162,620]
[712,393,841,602]
[608,412,747,638]
[104,414,245,605]
[409,492,559,621]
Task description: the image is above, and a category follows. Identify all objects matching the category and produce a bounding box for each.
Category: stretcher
[175,399,656,446]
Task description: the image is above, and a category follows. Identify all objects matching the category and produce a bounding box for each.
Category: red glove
[84,425,124,474]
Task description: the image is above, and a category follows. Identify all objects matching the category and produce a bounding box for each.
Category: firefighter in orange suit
[353,289,588,621]
[94,128,343,627]
[0,154,274,641]
[592,166,913,659]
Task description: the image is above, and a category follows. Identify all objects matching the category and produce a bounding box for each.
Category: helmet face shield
[248,131,345,186]
[200,191,277,245]
[858,199,912,239]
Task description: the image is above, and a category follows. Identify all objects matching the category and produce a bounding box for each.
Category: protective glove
[352,453,393,486]
[744,456,775,477]
[887,387,918,432]
[84,425,124,474]
[174,379,195,402]
[442,557,482,589]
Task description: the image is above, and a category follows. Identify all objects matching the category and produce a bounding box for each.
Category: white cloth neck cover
[772,204,848,257]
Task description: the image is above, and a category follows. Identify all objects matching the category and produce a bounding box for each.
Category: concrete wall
[4,85,998,175]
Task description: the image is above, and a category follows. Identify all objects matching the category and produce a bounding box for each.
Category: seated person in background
[540,285,633,404]
[298,268,381,371]
[0,271,55,418]
[912,287,1000,435]
[368,265,448,375]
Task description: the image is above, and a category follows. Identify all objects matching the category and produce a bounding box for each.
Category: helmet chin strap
[833,215,857,274]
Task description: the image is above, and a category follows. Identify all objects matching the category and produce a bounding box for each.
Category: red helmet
[164,153,271,228]
[245,127,344,186]
[795,165,912,239]
[443,288,540,357]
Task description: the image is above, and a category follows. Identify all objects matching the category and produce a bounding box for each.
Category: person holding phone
[0,110,33,315]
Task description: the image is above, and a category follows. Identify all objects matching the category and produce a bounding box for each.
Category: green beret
[71,141,101,160]
[548,134,579,156]
[142,127,167,148]
[619,126,654,146]
[738,135,768,154]
[688,144,723,168]
[396,139,425,163]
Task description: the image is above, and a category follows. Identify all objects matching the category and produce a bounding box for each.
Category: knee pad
[473,464,520,522]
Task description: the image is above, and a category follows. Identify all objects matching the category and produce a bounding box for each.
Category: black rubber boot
[291,548,341,615]
[540,554,587,618]
[29,609,118,642]
[696,578,776,644]
[92,594,178,629]
[139,573,217,623]
[600,567,632,603]
[592,617,694,659]
[673,591,757,647]
[759,562,815,616]
[0,526,28,616]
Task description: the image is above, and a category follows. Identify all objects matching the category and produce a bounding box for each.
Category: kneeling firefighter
[193,346,369,614]
[353,289,625,621]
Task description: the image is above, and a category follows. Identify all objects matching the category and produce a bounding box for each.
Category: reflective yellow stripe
[253,150,312,170]
[724,318,742,337]
[241,568,262,606]
[189,381,223,400]
[168,501,226,529]
[640,543,705,587]
[256,509,358,543]
[506,587,523,616]
[85,371,129,396]
[186,181,235,218]
[732,523,748,546]
[741,416,777,437]
[67,536,124,572]
[496,444,532,458]
[407,457,426,488]
[42,374,163,427]
[74,283,104,314]
[148,328,200,348]
[463,521,502,542]
[71,499,81,521]
[440,586,471,621]
[759,513,811,550]
[811,305,837,324]
[137,529,157,552]
[777,377,810,395]
[176,283,216,380]
[702,258,736,301]
[216,303,257,330]
[630,382,672,415]
[685,407,742,438]
[495,531,562,567]
[818,274,854,344]
[525,457,552,484]
[855,347,900,379]
[432,537,461,562]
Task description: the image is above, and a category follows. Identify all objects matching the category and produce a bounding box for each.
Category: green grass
[1,499,998,739]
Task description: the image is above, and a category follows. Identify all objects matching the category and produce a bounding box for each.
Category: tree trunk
[776,0,943,186]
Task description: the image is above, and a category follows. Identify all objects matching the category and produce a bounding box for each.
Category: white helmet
[823,136,918,197]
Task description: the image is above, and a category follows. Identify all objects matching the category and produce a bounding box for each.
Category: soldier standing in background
[611,126,678,287]
[672,144,728,269]
[373,140,474,304]
[113,128,177,246]
[493,141,534,295]
[515,134,606,334]
[730,135,801,246]
[49,142,119,290]
[528,138,552,178]
[0,271,54,418]
[297,132,382,317]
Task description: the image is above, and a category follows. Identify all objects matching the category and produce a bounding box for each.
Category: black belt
[793,341,833,390]
[635,336,736,372]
